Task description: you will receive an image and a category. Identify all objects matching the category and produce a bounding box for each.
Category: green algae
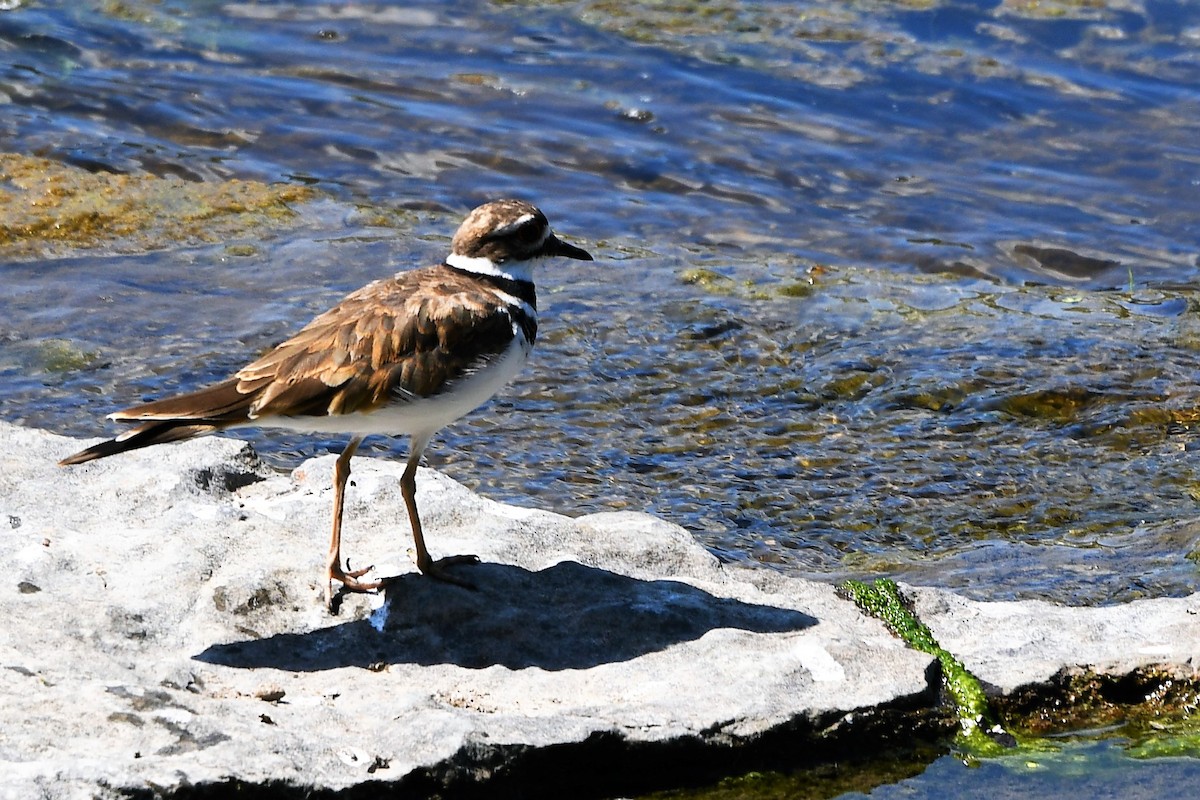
[998,387,1101,424]
[631,663,1200,800]
[776,281,816,299]
[679,264,824,301]
[680,267,739,294]
[999,667,1200,750]
[223,243,260,258]
[839,584,1200,768]
[98,0,161,25]
[819,370,887,402]
[0,153,316,260]
[1126,716,1200,759]
[997,0,1129,21]
[636,750,940,800]
[840,578,1011,756]
[37,339,103,373]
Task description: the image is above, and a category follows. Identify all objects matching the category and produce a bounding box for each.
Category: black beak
[544,234,593,261]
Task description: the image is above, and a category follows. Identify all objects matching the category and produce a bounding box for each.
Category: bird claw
[418,554,480,589]
[340,559,376,580]
[325,560,382,613]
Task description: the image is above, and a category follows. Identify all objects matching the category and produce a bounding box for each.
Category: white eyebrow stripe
[488,212,540,239]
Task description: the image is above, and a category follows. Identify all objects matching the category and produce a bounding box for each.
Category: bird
[59,199,593,610]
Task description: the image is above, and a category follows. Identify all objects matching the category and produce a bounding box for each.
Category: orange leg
[325,436,381,609]
[401,434,478,586]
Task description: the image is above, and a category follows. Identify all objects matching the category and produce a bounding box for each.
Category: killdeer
[60,199,593,610]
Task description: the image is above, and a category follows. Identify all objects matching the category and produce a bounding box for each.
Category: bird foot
[417,554,481,589]
[325,560,382,613]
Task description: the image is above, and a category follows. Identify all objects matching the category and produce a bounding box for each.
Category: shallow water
[848,740,1200,800]
[640,733,1200,800]
[3,0,1200,607]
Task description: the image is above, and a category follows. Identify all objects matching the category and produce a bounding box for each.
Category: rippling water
[3,0,1200,605]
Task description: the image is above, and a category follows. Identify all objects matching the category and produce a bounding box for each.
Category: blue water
[5,0,1200,599]
[838,738,1200,800]
[4,0,1200,796]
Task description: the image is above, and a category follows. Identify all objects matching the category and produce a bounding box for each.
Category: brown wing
[234,266,518,419]
[61,266,521,467]
[101,265,515,429]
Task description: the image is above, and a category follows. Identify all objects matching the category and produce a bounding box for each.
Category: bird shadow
[193,560,817,672]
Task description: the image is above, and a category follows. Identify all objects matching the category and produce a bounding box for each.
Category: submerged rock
[0,152,315,261]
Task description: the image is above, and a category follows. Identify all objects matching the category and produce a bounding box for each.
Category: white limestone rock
[0,421,933,798]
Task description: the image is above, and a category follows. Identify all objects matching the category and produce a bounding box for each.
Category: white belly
[257,336,531,440]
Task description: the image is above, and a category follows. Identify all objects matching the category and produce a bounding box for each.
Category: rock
[0,421,933,798]
[906,585,1200,694]
[6,419,1200,797]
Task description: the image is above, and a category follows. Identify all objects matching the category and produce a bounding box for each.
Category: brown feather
[58,421,227,465]
[60,263,532,464]
[234,265,522,420]
[108,378,255,423]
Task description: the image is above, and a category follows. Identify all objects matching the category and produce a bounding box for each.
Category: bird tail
[58,378,255,466]
[58,421,230,465]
